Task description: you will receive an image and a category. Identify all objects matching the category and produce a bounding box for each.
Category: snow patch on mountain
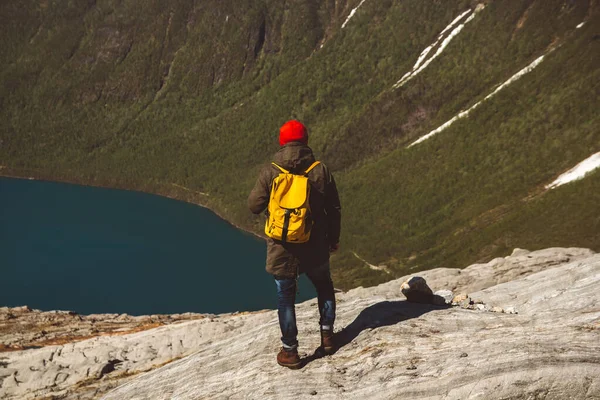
[546,152,600,189]
[410,9,472,72]
[342,0,368,29]
[576,22,586,29]
[439,9,473,37]
[408,53,548,148]
[393,8,477,89]
[483,54,546,100]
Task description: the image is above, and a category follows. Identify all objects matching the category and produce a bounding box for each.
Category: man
[248,120,342,369]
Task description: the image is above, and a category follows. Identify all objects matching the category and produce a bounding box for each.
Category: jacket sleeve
[248,166,272,215]
[324,169,342,246]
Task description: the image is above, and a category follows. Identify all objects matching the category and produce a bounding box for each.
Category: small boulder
[433,290,454,305]
[510,248,531,257]
[452,294,474,308]
[459,298,473,308]
[401,277,433,303]
[117,314,130,321]
[12,306,32,313]
[452,294,469,305]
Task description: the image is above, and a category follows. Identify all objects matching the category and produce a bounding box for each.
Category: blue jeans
[274,262,336,349]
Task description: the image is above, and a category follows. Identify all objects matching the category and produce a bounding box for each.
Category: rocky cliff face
[1,247,599,399]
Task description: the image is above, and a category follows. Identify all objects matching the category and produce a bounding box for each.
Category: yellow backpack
[265,161,321,243]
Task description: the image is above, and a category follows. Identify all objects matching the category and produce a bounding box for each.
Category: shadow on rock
[301,300,450,367]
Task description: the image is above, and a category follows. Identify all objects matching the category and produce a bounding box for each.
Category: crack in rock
[99,359,123,378]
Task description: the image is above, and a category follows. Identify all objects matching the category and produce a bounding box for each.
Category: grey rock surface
[1,247,598,400]
[0,311,267,399]
[0,308,206,351]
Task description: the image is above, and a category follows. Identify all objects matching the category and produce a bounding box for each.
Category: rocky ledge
[0,308,208,353]
[1,247,599,399]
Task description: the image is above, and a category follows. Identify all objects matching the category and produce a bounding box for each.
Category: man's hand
[329,243,340,253]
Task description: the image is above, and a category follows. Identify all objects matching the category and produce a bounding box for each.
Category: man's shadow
[301,300,450,367]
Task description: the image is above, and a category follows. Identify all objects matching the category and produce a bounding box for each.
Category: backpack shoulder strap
[271,162,289,174]
[304,161,321,175]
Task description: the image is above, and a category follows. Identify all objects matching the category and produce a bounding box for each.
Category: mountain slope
[1,0,599,288]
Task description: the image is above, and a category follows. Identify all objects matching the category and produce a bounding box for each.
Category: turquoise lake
[0,177,316,315]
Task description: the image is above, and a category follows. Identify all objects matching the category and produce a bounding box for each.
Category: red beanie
[279,120,308,146]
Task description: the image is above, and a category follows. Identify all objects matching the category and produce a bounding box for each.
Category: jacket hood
[273,142,316,172]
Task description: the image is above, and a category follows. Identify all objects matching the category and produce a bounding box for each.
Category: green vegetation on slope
[1,0,598,289]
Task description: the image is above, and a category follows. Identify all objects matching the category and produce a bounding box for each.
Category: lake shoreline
[0,167,265,242]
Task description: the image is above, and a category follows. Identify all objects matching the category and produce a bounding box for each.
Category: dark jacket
[248,142,342,278]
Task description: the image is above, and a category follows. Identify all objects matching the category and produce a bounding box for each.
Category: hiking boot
[277,347,302,369]
[321,329,335,354]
